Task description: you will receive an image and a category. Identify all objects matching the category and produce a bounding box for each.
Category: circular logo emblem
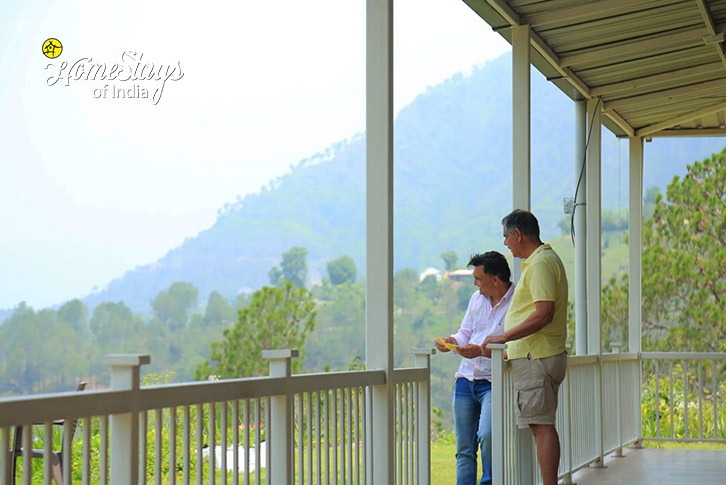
[42,38,63,58]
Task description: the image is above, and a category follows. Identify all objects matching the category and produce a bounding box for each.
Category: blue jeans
[453,378,493,485]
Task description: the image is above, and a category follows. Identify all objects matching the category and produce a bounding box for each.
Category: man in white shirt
[435,252,514,485]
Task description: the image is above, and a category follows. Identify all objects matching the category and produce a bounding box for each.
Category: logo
[43,38,62,58]
[45,50,184,105]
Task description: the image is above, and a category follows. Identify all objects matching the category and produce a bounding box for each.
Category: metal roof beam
[560,28,710,67]
[604,78,726,111]
[603,109,635,137]
[590,62,723,96]
[649,128,726,137]
[521,0,676,29]
[695,0,726,70]
[486,0,519,26]
[481,1,591,97]
[635,100,726,136]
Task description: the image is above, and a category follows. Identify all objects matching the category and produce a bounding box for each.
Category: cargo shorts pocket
[514,375,547,418]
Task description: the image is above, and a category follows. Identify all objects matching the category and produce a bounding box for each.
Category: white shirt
[451,284,514,381]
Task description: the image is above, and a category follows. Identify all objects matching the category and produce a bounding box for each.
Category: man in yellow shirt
[482,209,568,485]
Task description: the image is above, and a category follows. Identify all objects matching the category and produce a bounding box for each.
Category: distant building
[446,268,473,284]
[418,267,443,282]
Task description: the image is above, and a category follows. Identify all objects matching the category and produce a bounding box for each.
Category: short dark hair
[502,209,540,240]
[467,251,511,283]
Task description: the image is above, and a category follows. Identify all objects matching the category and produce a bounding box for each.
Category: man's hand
[481,334,508,355]
[435,336,458,352]
[457,343,483,359]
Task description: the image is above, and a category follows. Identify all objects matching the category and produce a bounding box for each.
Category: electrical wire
[570,96,602,246]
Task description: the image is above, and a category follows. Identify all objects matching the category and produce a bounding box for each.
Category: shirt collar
[521,243,551,270]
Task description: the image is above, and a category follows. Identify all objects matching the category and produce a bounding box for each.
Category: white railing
[641,352,726,444]
[0,349,433,485]
[490,344,641,485]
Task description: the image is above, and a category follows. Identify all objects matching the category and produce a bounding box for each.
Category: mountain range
[9,53,726,316]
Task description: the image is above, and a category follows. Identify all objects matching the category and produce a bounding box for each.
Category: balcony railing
[0,349,433,485]
[490,345,726,485]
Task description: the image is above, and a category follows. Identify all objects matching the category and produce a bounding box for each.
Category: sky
[0,0,511,310]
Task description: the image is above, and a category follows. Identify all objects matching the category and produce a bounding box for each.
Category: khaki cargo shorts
[510,352,567,428]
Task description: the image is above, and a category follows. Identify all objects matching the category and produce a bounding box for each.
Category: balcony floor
[571,447,726,485]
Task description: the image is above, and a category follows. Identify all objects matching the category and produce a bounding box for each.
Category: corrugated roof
[464,0,726,137]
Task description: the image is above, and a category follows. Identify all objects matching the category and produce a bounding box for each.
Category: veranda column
[512,24,534,485]
[585,98,605,467]
[628,136,644,447]
[104,354,150,485]
[366,0,395,483]
[585,98,602,355]
[574,99,587,355]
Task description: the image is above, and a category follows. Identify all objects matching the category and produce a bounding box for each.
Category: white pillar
[512,24,531,283]
[628,137,643,354]
[366,0,395,483]
[263,349,297,485]
[511,25,534,484]
[628,136,644,448]
[586,98,602,355]
[412,348,434,485]
[103,354,150,485]
[574,99,587,355]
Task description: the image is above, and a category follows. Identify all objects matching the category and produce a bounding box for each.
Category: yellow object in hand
[438,337,458,351]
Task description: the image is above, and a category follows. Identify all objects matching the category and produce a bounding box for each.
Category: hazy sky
[0,0,510,310]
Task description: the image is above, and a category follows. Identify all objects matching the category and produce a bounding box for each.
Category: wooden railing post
[103,354,150,485]
[611,343,624,457]
[411,348,434,485]
[489,344,506,485]
[263,349,298,485]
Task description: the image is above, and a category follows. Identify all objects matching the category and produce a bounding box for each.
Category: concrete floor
[570,448,726,485]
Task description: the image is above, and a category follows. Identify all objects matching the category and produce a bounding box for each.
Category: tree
[197,281,317,379]
[641,148,726,352]
[326,255,357,286]
[440,251,459,271]
[58,299,88,334]
[269,246,308,287]
[151,282,199,330]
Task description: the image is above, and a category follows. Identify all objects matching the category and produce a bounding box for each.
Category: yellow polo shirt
[505,243,568,359]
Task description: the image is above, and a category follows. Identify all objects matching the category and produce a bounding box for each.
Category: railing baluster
[669,361,674,439]
[397,384,402,485]
[254,398,261,485]
[209,402,216,485]
[340,388,346,483]
[332,388,338,484]
[698,361,704,440]
[221,401,228,485]
[232,400,239,485]
[404,383,409,485]
[353,387,360,484]
[83,416,91,485]
[325,390,330,485]
[297,393,303,484]
[345,388,353,484]
[655,361,660,439]
[713,361,718,440]
[243,399,250,485]
[22,424,32,485]
[155,409,162,484]
[1,427,9,485]
[170,407,177,485]
[183,405,190,485]
[196,405,203,485]
[140,410,147,484]
[683,361,689,439]
[316,391,322,485]
[100,415,109,485]
[43,421,52,485]
[307,392,313,485]
[62,418,71,485]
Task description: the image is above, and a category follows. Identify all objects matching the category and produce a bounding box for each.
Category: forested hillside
[63,53,726,315]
